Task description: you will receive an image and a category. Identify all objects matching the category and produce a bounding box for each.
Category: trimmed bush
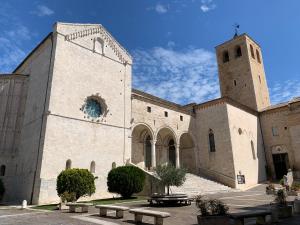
[0,179,5,201]
[56,168,96,201]
[107,166,145,198]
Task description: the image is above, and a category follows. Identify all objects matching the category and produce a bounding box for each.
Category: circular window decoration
[85,99,102,118]
[238,128,243,135]
[81,95,108,121]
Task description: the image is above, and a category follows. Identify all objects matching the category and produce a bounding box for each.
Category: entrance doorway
[272,153,289,180]
[168,139,176,166]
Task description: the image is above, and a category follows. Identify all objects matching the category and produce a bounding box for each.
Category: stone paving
[1,185,300,225]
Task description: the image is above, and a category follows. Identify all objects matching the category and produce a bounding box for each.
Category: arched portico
[156,127,180,168]
[179,133,196,173]
[131,123,155,170]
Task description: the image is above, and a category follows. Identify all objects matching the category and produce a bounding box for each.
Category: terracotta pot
[197,215,230,225]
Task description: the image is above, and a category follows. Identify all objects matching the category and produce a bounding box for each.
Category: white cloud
[132,46,220,105]
[31,5,54,17]
[270,79,300,104]
[0,3,33,73]
[155,3,168,14]
[200,0,216,12]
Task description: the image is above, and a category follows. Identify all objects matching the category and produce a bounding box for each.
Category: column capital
[150,139,157,145]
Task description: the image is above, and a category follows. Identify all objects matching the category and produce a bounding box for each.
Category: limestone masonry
[0,22,299,204]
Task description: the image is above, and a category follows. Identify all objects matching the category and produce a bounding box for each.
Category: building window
[0,165,6,176]
[250,44,255,59]
[251,141,256,160]
[90,161,96,173]
[235,46,242,58]
[180,115,183,121]
[208,129,216,152]
[238,128,243,135]
[258,75,261,84]
[66,159,72,169]
[147,106,151,113]
[164,111,168,117]
[222,50,229,63]
[234,80,237,86]
[256,49,261,63]
[272,126,279,136]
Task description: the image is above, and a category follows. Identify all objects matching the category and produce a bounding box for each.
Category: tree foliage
[0,179,5,201]
[107,166,145,198]
[155,164,186,195]
[56,168,96,201]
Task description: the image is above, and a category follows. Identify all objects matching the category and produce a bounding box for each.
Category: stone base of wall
[198,167,236,188]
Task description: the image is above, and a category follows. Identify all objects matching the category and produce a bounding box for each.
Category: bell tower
[216,33,270,111]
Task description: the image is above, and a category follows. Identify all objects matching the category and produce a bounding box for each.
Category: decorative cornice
[64,25,132,64]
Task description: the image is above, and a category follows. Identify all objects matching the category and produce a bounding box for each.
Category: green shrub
[56,168,96,201]
[107,166,145,198]
[291,182,300,191]
[279,178,284,186]
[155,164,186,195]
[0,179,5,201]
[195,195,228,216]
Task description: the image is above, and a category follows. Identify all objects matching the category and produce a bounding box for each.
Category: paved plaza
[1,185,300,225]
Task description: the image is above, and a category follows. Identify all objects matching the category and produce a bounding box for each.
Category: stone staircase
[170,173,233,197]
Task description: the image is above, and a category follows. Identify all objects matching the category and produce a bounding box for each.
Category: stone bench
[129,208,170,225]
[228,210,271,225]
[66,203,93,213]
[95,205,129,218]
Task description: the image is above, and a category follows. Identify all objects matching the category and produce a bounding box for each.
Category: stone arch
[155,126,178,166]
[131,123,154,169]
[179,132,196,173]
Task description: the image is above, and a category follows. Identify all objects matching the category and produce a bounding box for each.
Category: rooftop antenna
[233,23,240,38]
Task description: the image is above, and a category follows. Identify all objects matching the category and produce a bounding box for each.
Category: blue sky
[1,0,299,105]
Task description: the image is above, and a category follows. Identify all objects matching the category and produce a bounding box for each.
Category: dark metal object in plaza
[148,193,192,206]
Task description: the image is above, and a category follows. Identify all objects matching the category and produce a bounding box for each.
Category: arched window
[235,46,242,58]
[222,50,229,63]
[251,141,256,160]
[94,37,104,55]
[90,161,96,173]
[112,162,116,169]
[256,49,261,63]
[66,159,72,170]
[250,44,255,59]
[233,80,237,86]
[208,129,216,152]
[168,139,176,166]
[0,165,6,176]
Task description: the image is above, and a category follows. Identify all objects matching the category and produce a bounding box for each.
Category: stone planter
[287,190,298,196]
[197,215,230,225]
[294,199,300,214]
[271,205,293,219]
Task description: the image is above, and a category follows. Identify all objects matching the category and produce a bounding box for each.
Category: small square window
[180,115,183,121]
[147,106,151,113]
[164,111,168,117]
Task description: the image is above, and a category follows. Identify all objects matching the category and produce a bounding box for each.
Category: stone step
[170,173,233,197]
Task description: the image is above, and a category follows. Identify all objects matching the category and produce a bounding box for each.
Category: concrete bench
[129,208,170,225]
[66,203,93,213]
[228,210,271,225]
[95,205,129,218]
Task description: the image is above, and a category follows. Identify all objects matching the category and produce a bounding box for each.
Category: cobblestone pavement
[1,185,300,225]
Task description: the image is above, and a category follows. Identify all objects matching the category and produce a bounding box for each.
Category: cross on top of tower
[233,23,240,38]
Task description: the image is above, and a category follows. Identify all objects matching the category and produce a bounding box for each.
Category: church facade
[0,23,299,204]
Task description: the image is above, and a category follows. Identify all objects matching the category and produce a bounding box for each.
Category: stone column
[176,144,180,168]
[150,139,157,168]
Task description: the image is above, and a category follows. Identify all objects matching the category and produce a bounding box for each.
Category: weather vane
[233,23,240,37]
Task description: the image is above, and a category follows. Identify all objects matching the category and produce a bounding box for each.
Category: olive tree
[155,164,186,195]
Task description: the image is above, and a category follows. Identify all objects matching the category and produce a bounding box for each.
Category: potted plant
[196,195,230,225]
[271,189,293,220]
[266,183,276,195]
